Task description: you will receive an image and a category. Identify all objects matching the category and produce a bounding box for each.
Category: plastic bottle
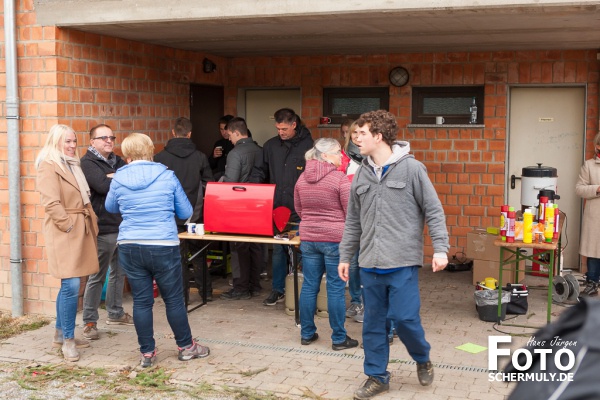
[553,203,560,239]
[500,205,509,241]
[538,196,548,224]
[523,208,533,244]
[469,97,478,124]
[506,207,516,243]
[544,205,555,243]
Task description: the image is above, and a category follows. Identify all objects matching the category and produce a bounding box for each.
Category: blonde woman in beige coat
[575,132,600,296]
[36,124,99,362]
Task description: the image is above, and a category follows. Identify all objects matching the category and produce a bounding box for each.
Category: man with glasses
[81,124,133,341]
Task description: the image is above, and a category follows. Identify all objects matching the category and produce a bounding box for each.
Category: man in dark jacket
[81,124,132,341]
[251,108,314,306]
[208,115,234,181]
[154,117,214,302]
[220,117,265,300]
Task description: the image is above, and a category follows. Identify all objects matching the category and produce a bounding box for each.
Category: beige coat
[37,161,99,279]
[575,157,600,258]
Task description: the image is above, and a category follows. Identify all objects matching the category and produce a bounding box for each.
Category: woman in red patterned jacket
[294,138,358,351]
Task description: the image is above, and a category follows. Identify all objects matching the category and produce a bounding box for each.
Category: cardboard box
[472,259,525,285]
[466,229,504,262]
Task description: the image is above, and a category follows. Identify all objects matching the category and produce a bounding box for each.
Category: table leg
[498,247,505,324]
[285,244,300,326]
[547,249,554,323]
[186,241,212,313]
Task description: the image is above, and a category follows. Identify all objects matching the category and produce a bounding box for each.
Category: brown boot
[52,329,90,348]
[62,339,80,362]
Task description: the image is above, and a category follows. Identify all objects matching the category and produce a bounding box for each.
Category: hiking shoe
[220,289,251,300]
[140,348,157,368]
[82,322,99,340]
[263,290,285,306]
[332,335,359,351]
[346,303,362,318]
[301,333,319,346]
[260,271,269,280]
[178,340,210,361]
[417,361,434,386]
[353,305,364,323]
[107,312,134,325]
[581,282,599,297]
[353,377,389,400]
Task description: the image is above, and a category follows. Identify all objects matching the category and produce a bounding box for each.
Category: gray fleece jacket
[339,141,449,268]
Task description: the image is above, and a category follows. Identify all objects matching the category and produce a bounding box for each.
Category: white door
[507,86,585,270]
[243,89,302,147]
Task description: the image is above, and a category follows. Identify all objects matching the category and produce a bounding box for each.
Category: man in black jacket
[220,117,265,300]
[154,117,214,302]
[208,115,234,181]
[81,124,132,341]
[251,108,313,306]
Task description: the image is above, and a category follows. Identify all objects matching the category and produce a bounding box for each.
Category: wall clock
[389,66,409,87]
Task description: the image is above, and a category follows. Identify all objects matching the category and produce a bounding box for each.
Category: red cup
[319,117,331,124]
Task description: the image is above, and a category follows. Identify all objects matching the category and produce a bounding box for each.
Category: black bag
[505,283,528,315]
[445,252,473,272]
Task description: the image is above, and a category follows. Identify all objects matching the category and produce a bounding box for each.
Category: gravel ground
[0,361,241,400]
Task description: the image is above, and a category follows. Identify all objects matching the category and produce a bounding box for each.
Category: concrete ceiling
[34,1,600,57]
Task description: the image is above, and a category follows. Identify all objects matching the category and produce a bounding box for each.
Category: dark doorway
[190,84,224,156]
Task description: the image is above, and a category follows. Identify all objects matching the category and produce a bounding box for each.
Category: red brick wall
[1,0,599,314]
[0,0,225,314]
[225,51,600,257]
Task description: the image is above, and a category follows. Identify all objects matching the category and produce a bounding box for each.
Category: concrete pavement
[0,267,568,399]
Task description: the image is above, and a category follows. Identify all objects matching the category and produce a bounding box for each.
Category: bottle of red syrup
[506,207,516,243]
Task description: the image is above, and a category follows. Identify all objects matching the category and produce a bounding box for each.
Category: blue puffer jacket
[106,161,192,242]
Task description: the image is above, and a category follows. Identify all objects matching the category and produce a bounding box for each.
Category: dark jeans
[586,257,600,282]
[231,241,264,293]
[118,244,193,354]
[361,267,430,383]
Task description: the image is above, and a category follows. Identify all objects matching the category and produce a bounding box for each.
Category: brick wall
[0,0,224,314]
[225,51,600,256]
[1,0,599,314]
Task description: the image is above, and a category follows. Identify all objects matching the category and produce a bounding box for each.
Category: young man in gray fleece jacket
[338,110,449,400]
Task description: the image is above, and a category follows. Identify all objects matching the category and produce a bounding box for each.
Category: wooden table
[178,232,301,323]
[494,231,562,324]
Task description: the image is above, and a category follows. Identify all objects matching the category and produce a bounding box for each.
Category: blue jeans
[272,244,288,293]
[586,257,600,282]
[83,233,126,323]
[56,277,80,339]
[361,267,430,383]
[299,241,347,344]
[118,244,193,354]
[348,250,361,304]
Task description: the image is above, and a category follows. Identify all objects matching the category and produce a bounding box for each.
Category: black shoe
[353,377,389,400]
[332,335,359,351]
[220,289,251,300]
[388,335,393,344]
[581,282,598,297]
[250,287,263,297]
[301,333,319,345]
[263,290,284,306]
[417,361,434,386]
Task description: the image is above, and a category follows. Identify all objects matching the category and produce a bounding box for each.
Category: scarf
[64,156,91,206]
[88,145,117,168]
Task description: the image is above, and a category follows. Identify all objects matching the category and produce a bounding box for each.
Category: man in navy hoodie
[154,117,213,302]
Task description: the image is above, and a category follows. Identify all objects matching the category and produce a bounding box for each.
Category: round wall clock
[389,66,409,87]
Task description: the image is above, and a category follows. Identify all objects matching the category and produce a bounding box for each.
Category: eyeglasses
[92,136,117,142]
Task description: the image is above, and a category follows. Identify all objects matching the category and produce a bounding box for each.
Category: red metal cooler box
[204,182,276,236]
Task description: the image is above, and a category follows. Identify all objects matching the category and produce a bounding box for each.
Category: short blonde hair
[121,133,154,161]
[305,137,341,161]
[35,124,78,171]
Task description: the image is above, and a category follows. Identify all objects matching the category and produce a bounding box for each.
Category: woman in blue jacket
[106,133,210,368]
